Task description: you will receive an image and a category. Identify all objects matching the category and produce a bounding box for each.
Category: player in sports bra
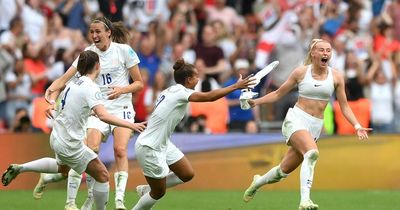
[242,39,371,210]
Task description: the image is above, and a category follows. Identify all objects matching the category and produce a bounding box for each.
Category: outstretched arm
[189,75,255,102]
[335,71,372,139]
[250,67,299,107]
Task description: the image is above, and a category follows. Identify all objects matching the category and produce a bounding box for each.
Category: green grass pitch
[0,190,399,210]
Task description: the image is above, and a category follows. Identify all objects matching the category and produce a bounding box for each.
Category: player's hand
[131,121,147,133]
[45,88,56,104]
[235,74,256,89]
[248,99,256,108]
[45,103,56,119]
[107,86,123,100]
[356,127,372,140]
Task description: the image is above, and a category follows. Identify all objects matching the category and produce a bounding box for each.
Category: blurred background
[0,0,399,194]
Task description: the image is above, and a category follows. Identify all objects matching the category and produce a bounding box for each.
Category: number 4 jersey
[53,76,103,145]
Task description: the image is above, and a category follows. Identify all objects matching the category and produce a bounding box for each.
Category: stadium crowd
[0,0,399,134]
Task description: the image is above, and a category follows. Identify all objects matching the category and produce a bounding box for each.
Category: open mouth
[321,58,328,64]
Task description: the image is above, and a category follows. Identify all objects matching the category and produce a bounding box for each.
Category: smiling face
[89,22,112,51]
[311,41,332,68]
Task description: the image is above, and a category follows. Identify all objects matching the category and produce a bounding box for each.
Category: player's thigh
[167,143,193,181]
[86,157,109,182]
[289,130,318,155]
[112,127,132,150]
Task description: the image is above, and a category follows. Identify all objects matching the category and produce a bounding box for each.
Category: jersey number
[101,73,112,85]
[61,87,71,110]
[153,95,165,110]
[123,111,132,119]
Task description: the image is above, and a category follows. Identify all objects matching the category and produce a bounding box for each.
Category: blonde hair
[303,39,328,65]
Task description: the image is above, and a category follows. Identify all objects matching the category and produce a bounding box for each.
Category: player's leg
[2,157,68,186]
[243,147,301,202]
[80,128,104,210]
[132,176,166,210]
[85,158,110,210]
[112,127,132,210]
[290,130,319,210]
[33,172,67,199]
[132,142,169,210]
[136,143,192,197]
[65,169,82,208]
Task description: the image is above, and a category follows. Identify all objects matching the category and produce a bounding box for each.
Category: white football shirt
[53,76,103,148]
[72,42,140,111]
[137,84,194,151]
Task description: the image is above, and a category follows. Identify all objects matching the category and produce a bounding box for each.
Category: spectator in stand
[22,41,48,97]
[211,19,237,63]
[206,0,243,33]
[386,0,400,41]
[49,11,86,52]
[122,0,170,33]
[21,0,48,44]
[56,0,91,35]
[98,0,125,22]
[5,58,31,128]
[194,24,226,84]
[137,34,161,85]
[0,0,22,34]
[224,59,259,133]
[0,16,25,60]
[365,56,397,133]
[10,108,32,132]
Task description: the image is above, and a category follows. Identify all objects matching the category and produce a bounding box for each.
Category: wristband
[354,123,362,130]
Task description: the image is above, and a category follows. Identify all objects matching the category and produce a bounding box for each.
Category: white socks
[20,158,59,173]
[42,173,67,184]
[300,149,319,202]
[254,165,288,189]
[131,192,157,210]
[166,172,184,188]
[66,169,82,204]
[131,172,183,210]
[86,173,95,199]
[114,171,128,201]
[93,181,109,210]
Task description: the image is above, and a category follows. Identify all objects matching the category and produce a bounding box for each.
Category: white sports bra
[298,65,335,101]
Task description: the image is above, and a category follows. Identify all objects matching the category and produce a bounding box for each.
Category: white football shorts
[135,141,184,179]
[87,105,135,141]
[50,132,97,174]
[282,105,324,144]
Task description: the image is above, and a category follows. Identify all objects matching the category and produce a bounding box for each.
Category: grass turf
[0,190,399,210]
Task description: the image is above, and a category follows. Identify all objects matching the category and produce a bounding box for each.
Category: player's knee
[181,171,194,183]
[96,169,109,183]
[304,149,319,162]
[113,146,127,159]
[150,188,166,199]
